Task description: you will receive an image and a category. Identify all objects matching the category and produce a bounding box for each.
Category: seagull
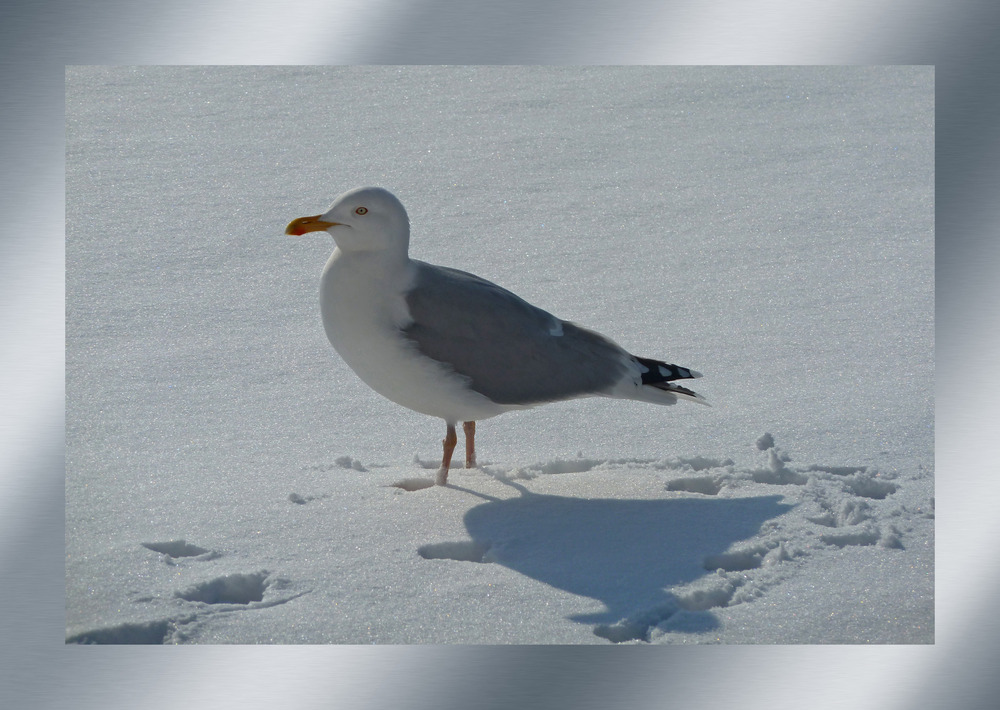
[286,187,706,486]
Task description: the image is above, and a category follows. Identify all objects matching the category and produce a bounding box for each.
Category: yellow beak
[285,215,338,235]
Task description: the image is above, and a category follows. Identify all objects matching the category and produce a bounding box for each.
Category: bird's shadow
[451,480,792,640]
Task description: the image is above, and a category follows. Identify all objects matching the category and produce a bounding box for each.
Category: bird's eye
[355,206,368,215]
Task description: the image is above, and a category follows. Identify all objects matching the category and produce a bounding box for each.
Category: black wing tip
[635,356,702,385]
[635,356,708,405]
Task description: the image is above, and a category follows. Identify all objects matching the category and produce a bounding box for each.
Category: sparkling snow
[65,65,933,644]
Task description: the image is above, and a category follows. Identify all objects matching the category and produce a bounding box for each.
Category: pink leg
[436,424,458,485]
[463,421,477,468]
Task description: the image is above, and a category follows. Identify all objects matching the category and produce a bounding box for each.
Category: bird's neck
[322,247,415,306]
[330,245,409,275]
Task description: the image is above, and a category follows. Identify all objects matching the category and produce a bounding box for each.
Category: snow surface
[65,65,933,644]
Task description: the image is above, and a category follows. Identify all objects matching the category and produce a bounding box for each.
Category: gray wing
[402,262,628,405]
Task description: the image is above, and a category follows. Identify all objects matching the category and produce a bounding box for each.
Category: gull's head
[285,186,410,254]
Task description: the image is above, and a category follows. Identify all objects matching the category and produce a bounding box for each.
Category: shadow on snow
[459,482,792,638]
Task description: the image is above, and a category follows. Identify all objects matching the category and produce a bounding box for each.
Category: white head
[285,186,410,256]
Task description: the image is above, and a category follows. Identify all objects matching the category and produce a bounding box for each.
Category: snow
[65,65,933,644]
